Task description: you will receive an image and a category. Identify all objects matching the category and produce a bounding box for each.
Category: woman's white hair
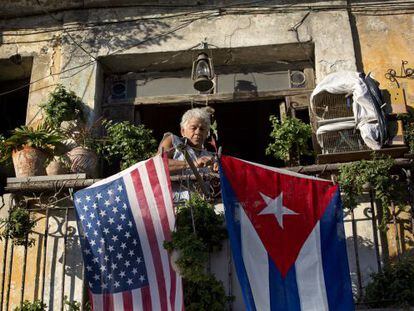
[180,107,214,130]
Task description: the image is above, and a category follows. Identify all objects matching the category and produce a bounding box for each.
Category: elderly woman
[158,107,216,174]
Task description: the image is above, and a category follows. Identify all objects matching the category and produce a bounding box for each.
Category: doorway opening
[138,99,283,167]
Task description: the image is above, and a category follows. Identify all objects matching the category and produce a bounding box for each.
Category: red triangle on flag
[221,156,338,277]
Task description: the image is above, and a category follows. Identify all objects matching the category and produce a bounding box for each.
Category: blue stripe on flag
[220,168,257,311]
[269,258,301,311]
[320,189,354,310]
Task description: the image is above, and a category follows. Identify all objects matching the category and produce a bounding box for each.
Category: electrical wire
[2,0,412,19]
[1,0,413,96]
[0,11,218,97]
[0,60,95,97]
[2,1,414,40]
[0,0,271,29]
[108,11,219,56]
[288,11,314,67]
[35,0,100,64]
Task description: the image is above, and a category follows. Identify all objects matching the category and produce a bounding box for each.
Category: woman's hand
[194,156,214,168]
[193,156,219,172]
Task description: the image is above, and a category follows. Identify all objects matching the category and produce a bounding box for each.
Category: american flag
[74,155,183,311]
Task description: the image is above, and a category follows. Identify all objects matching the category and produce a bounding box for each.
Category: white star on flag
[258,192,298,229]
[73,155,183,310]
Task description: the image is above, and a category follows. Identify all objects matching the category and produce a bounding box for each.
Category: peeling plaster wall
[355,13,414,108]
[0,2,360,309]
[310,11,357,80]
[354,12,414,258]
[1,2,414,309]
[0,3,356,126]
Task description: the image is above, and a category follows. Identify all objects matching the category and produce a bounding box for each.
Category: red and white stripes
[90,155,183,311]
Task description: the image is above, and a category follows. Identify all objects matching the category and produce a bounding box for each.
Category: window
[102,46,315,166]
[0,56,32,136]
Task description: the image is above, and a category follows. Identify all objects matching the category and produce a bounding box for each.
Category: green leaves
[0,207,37,247]
[163,193,229,309]
[364,255,414,308]
[338,155,395,229]
[184,274,231,311]
[99,120,157,170]
[266,116,312,165]
[2,124,63,161]
[14,300,47,311]
[0,134,11,163]
[164,232,207,281]
[40,84,85,128]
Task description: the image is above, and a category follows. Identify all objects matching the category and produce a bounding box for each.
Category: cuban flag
[219,155,354,311]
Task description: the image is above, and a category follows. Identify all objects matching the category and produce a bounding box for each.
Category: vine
[338,155,395,229]
[164,193,230,310]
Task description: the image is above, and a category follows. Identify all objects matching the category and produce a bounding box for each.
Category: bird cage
[311,91,353,121]
[319,128,369,154]
[316,117,369,154]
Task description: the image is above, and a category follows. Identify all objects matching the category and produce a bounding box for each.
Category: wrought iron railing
[0,166,413,310]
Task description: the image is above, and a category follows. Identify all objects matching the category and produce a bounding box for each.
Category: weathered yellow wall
[0,206,83,311]
[355,13,414,108]
[355,13,414,257]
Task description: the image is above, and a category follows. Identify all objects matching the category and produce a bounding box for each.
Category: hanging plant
[266,115,312,166]
[164,193,230,310]
[338,155,395,229]
[0,207,36,247]
[184,274,229,311]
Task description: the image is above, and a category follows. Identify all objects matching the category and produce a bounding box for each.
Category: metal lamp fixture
[191,52,215,92]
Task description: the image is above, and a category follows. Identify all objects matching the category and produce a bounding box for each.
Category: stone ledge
[7,173,87,183]
[5,174,100,193]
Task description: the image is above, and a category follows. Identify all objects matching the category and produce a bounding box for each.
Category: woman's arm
[157,135,214,173]
[158,135,189,173]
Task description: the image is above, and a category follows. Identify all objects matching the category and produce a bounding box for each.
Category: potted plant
[1,124,63,177]
[40,84,85,128]
[45,154,71,176]
[64,120,101,177]
[98,120,157,170]
[39,84,90,176]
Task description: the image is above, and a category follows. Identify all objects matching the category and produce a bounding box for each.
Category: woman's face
[181,117,209,148]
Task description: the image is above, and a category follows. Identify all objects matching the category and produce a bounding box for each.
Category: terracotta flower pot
[67,147,98,177]
[46,157,69,176]
[12,146,48,177]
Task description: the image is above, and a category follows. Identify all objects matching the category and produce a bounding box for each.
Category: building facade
[0,1,413,310]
